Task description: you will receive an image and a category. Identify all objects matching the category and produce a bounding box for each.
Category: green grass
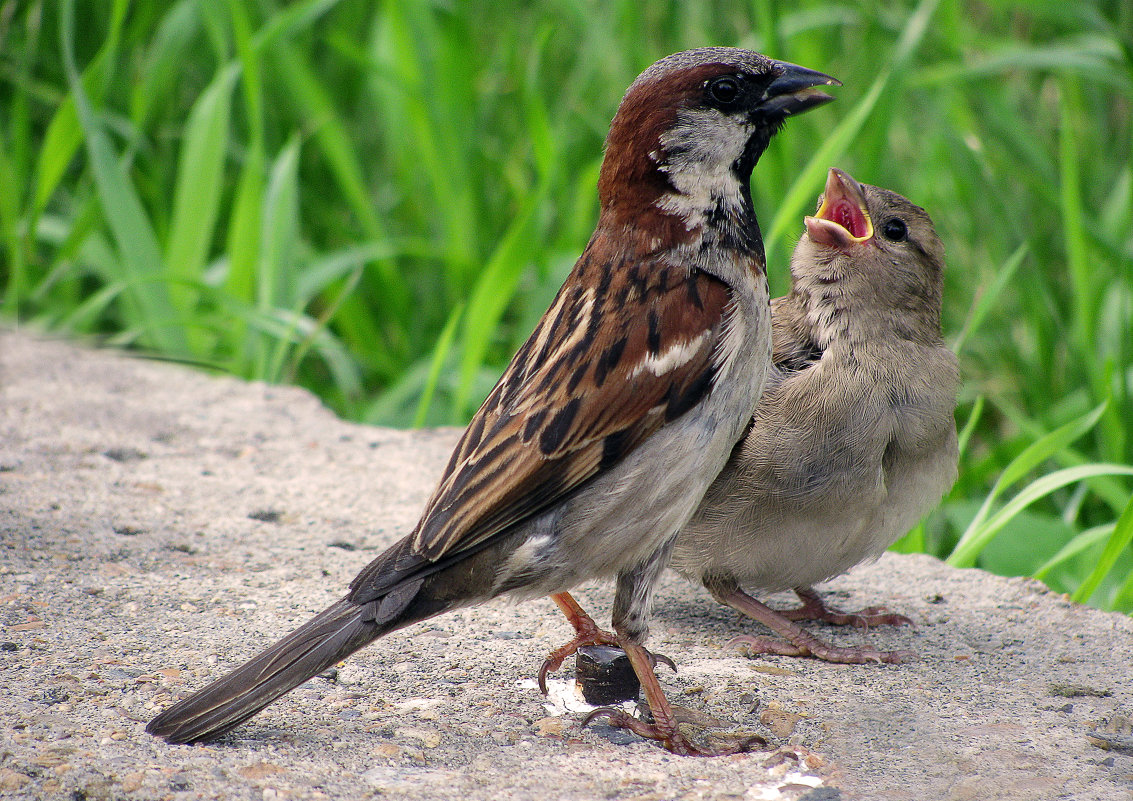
[2,0,1131,609]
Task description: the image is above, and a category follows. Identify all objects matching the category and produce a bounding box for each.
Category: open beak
[805,168,873,249]
[756,61,840,119]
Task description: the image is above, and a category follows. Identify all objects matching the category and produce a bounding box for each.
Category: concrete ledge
[2,331,1131,800]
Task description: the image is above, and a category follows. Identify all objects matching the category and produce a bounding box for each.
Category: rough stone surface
[1,330,1131,800]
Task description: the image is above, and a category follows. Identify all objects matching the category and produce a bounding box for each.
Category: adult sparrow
[669,168,959,664]
[146,48,838,755]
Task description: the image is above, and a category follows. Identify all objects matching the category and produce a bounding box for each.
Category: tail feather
[148,533,516,744]
[146,598,379,744]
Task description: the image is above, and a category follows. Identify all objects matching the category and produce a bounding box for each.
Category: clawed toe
[539,630,622,694]
[728,634,915,665]
[545,593,759,757]
[582,706,765,756]
[784,588,913,629]
[814,606,914,629]
[540,638,675,694]
[714,586,918,665]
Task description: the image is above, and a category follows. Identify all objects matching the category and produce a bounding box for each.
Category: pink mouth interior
[825,199,869,239]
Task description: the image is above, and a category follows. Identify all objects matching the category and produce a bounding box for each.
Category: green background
[2,0,1131,608]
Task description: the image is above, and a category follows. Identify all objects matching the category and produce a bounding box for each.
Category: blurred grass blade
[58,281,126,333]
[60,0,184,354]
[284,262,365,388]
[236,304,361,398]
[129,0,202,129]
[451,189,545,419]
[281,244,393,387]
[1072,493,1133,604]
[33,98,82,219]
[250,0,344,53]
[258,136,301,312]
[951,244,1027,354]
[0,132,24,314]
[165,64,239,313]
[916,37,1128,90]
[270,44,409,319]
[413,303,465,427]
[947,401,1109,566]
[1100,165,1131,240]
[991,395,1131,516]
[295,242,412,300]
[259,135,301,380]
[1058,76,1095,353]
[889,521,926,554]
[373,1,476,298]
[956,395,984,462]
[1033,523,1115,579]
[1112,560,1133,613]
[949,462,1133,568]
[32,0,130,217]
[225,0,266,314]
[224,146,265,307]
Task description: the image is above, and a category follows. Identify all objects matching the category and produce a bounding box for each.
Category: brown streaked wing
[406,254,734,564]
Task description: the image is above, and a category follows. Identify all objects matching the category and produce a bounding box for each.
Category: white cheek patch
[630,332,710,378]
[654,108,752,228]
[659,108,753,174]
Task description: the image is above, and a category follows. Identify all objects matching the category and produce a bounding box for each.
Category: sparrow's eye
[708,76,742,106]
[881,218,908,241]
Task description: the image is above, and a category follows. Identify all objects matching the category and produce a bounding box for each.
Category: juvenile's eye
[708,76,742,105]
[882,218,908,241]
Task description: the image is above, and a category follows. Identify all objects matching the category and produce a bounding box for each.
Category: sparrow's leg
[704,575,914,665]
[539,593,675,693]
[538,593,621,692]
[582,562,764,757]
[780,586,912,628]
[583,641,764,756]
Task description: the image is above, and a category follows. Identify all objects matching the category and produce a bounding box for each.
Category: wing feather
[399,244,734,570]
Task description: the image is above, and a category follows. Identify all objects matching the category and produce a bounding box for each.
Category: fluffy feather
[671,169,959,664]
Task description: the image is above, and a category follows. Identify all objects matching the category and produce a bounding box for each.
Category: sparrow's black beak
[757,61,840,118]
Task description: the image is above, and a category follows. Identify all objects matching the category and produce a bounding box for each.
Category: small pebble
[0,769,29,791]
[587,722,639,746]
[534,717,565,737]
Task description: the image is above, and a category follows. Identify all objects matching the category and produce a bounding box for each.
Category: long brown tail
[146,597,384,744]
[147,529,513,743]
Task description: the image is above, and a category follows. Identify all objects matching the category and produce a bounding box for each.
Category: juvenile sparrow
[146,48,838,756]
[669,169,959,664]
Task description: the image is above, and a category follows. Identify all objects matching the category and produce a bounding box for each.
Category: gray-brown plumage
[670,168,959,664]
[145,49,838,754]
